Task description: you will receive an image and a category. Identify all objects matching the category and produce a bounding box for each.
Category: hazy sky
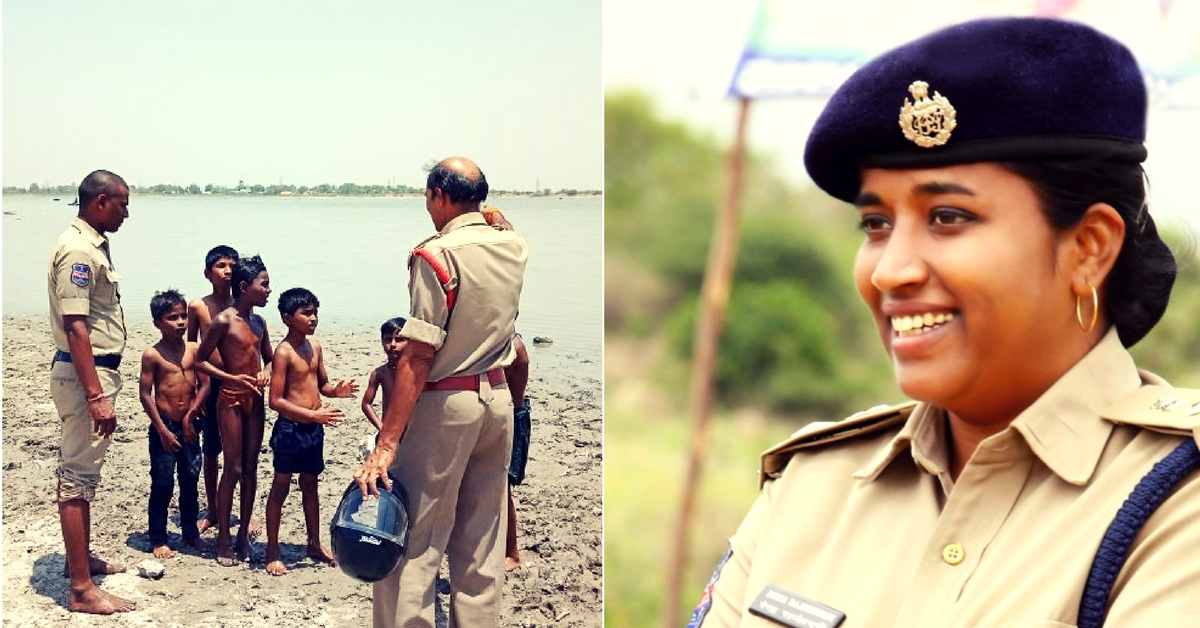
[605,0,1200,232]
[4,1,602,191]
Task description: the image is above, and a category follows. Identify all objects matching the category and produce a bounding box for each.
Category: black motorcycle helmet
[330,474,411,583]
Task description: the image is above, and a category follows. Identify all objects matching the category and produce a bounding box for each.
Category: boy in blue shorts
[186,245,239,535]
[264,288,358,575]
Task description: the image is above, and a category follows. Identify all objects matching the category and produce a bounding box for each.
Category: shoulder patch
[70,263,92,287]
[1102,385,1200,439]
[759,401,917,487]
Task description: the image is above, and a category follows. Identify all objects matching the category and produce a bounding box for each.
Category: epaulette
[759,401,917,487]
[1101,384,1200,441]
[406,234,441,269]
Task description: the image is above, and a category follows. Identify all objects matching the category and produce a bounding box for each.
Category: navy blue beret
[804,18,1148,203]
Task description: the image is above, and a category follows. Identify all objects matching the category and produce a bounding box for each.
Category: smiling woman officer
[690,17,1200,628]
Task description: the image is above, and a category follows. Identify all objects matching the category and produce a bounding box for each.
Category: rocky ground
[1,316,602,627]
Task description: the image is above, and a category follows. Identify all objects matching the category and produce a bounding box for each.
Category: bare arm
[183,345,210,444]
[317,344,359,398]
[195,315,228,379]
[186,300,202,343]
[353,339,436,497]
[138,350,179,452]
[62,314,116,437]
[361,368,383,432]
[506,336,530,404]
[194,315,258,393]
[257,315,273,387]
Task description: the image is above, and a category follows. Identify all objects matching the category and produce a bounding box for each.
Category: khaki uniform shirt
[701,329,1200,627]
[400,212,528,381]
[46,217,126,355]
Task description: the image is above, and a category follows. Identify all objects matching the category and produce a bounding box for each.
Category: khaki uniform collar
[439,211,487,236]
[71,216,108,249]
[856,328,1141,487]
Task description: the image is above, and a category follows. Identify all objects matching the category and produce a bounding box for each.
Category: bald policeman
[48,170,135,614]
[355,157,528,627]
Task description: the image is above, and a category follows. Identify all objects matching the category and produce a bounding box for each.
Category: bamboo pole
[663,96,753,628]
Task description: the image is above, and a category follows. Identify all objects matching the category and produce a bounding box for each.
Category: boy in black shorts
[263,288,358,575]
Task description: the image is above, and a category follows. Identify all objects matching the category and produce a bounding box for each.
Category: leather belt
[53,349,122,370]
[424,368,505,392]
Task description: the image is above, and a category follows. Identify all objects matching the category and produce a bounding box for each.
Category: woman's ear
[1067,202,1125,296]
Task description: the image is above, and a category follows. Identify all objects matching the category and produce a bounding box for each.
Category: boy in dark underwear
[264,288,358,575]
[186,245,244,536]
[195,255,273,566]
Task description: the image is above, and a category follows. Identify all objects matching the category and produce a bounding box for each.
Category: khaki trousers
[373,384,513,628]
[50,360,121,502]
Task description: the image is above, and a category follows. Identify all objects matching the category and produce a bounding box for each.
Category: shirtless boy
[186,245,240,534]
[264,288,358,575]
[361,317,407,434]
[138,289,210,559]
[195,254,273,566]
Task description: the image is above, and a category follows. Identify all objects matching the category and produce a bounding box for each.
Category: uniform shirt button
[942,543,965,565]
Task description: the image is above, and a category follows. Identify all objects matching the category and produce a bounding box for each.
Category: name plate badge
[748,584,846,628]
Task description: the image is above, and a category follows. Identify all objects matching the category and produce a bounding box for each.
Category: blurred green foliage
[606,91,896,416]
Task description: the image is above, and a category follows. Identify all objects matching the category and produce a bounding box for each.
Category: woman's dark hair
[1002,160,1176,347]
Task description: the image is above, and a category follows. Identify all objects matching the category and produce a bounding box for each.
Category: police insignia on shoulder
[749,584,846,628]
[70,263,92,287]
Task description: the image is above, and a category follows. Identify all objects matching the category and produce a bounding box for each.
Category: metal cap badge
[899,81,956,148]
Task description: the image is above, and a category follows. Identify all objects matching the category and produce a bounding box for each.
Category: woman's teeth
[892,312,955,337]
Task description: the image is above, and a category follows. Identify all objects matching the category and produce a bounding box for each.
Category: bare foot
[265,559,288,576]
[237,536,256,563]
[184,537,211,553]
[63,554,126,577]
[152,545,175,559]
[306,542,336,566]
[196,514,213,535]
[216,541,235,567]
[247,517,263,539]
[505,556,522,572]
[67,585,136,614]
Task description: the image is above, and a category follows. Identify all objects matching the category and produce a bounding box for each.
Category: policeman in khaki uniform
[48,170,136,615]
[355,157,528,628]
[692,19,1200,628]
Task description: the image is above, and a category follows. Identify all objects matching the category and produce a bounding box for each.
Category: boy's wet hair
[380,317,407,337]
[278,287,319,317]
[232,254,267,298]
[205,245,239,271]
[150,289,186,321]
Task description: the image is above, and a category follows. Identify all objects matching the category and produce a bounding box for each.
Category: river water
[2,194,602,366]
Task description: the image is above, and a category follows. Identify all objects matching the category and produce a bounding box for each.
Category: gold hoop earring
[1076,282,1098,333]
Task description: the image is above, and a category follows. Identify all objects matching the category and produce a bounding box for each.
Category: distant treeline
[3,182,601,198]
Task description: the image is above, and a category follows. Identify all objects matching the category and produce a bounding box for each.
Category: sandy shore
[1,315,602,627]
